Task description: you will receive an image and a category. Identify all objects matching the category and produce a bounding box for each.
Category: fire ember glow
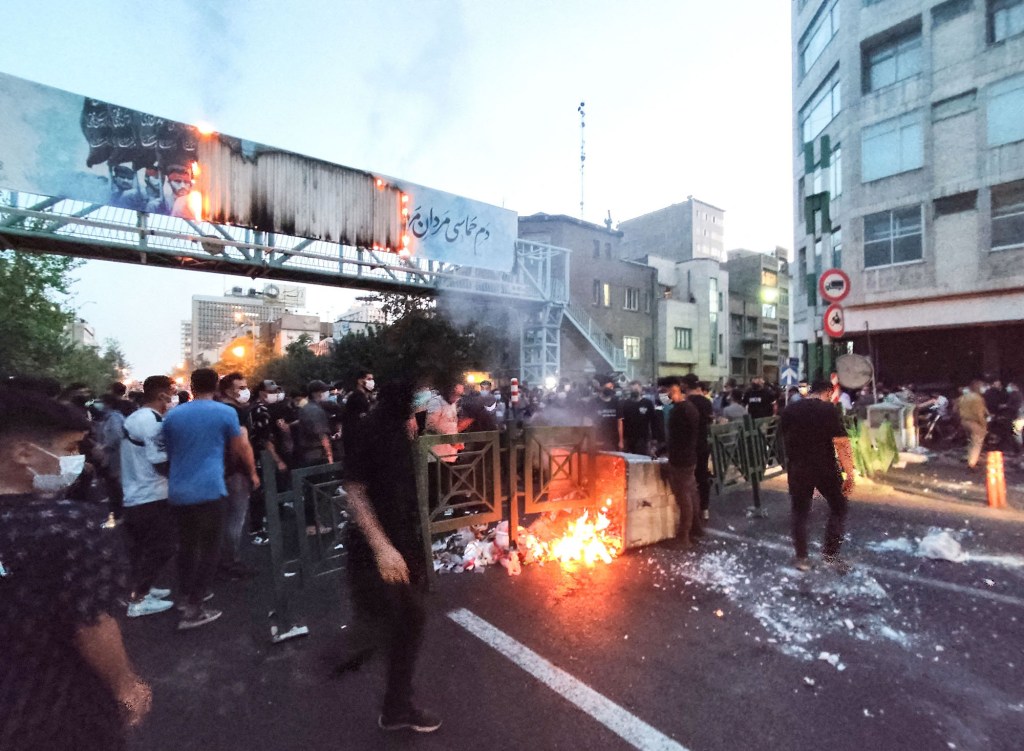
[521,502,623,570]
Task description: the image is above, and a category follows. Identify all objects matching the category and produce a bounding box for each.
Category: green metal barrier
[708,415,784,517]
[262,454,346,644]
[414,431,503,579]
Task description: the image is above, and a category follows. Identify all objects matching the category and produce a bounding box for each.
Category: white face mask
[658,393,671,405]
[237,388,251,404]
[364,379,375,391]
[266,392,283,404]
[29,444,86,496]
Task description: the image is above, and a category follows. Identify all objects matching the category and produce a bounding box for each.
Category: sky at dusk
[0,0,794,377]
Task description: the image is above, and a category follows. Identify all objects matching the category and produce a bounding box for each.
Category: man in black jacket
[659,376,703,548]
[780,380,857,573]
[682,374,714,521]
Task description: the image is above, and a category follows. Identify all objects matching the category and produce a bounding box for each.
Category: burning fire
[521,501,622,569]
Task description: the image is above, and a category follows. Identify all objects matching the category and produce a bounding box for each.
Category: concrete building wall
[519,214,657,382]
[791,0,1024,384]
[619,198,726,263]
[725,248,791,385]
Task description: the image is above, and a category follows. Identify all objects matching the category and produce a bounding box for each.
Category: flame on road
[521,502,622,569]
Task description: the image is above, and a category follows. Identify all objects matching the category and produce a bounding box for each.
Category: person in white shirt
[120,375,178,618]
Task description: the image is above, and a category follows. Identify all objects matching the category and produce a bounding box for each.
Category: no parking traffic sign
[823,303,845,338]
[818,268,851,303]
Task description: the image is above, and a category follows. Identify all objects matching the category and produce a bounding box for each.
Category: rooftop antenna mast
[577,101,586,219]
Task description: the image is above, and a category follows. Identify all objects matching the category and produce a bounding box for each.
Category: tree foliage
[0,250,130,391]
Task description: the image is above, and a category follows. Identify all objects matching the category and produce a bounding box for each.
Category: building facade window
[832,227,843,267]
[642,291,652,313]
[604,242,612,259]
[624,287,640,311]
[830,144,842,197]
[861,111,924,182]
[746,316,758,334]
[761,269,779,286]
[592,279,601,306]
[799,0,839,77]
[731,314,743,335]
[674,327,692,350]
[864,206,923,267]
[989,0,1024,43]
[762,304,778,319]
[800,67,841,144]
[988,73,1024,146]
[748,358,759,376]
[864,31,922,93]
[592,240,601,259]
[991,179,1024,249]
[731,357,745,376]
[623,335,641,361]
[602,282,612,307]
[933,0,973,26]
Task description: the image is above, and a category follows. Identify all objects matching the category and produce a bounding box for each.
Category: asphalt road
[124,480,1024,751]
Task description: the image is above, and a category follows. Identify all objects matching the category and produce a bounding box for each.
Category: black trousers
[345,546,427,715]
[172,499,225,607]
[695,447,712,512]
[788,465,847,559]
[122,500,177,598]
[666,464,703,543]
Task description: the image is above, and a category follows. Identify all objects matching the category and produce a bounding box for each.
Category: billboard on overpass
[0,71,516,272]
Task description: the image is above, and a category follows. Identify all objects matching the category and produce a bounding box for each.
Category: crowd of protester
[3,363,1021,746]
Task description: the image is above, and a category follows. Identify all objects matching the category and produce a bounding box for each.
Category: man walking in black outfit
[340,380,440,733]
[682,374,714,521]
[659,376,704,548]
[622,380,659,456]
[779,380,857,572]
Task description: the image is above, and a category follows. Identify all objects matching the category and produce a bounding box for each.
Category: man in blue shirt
[163,368,260,630]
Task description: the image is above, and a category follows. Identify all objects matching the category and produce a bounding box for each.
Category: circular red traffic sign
[823,303,845,338]
[818,268,851,303]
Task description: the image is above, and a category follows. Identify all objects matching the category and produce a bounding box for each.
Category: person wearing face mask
[682,374,714,522]
[0,387,152,748]
[658,376,704,548]
[295,380,335,535]
[119,376,179,618]
[589,380,624,452]
[621,380,658,456]
[216,372,259,578]
[163,369,260,629]
[342,369,375,464]
[247,381,290,544]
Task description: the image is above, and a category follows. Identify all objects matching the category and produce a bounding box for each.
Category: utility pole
[578,101,586,220]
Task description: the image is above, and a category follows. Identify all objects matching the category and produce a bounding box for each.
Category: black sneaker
[378,707,442,733]
[177,606,222,631]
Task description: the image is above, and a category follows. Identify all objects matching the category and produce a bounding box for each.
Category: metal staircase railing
[563,300,634,376]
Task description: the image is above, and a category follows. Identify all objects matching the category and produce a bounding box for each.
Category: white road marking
[708,529,1024,609]
[448,608,688,751]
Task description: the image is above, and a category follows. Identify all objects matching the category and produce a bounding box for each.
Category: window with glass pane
[830,145,842,197]
[865,32,922,92]
[748,358,760,375]
[709,278,719,314]
[761,269,779,286]
[864,206,923,267]
[800,68,841,144]
[861,111,924,181]
[624,287,639,311]
[592,279,601,305]
[987,73,1024,146]
[623,336,641,360]
[746,316,758,334]
[674,327,692,350]
[831,228,843,267]
[991,180,1024,249]
[799,1,839,77]
[731,314,743,335]
[762,304,778,319]
[602,283,612,307]
[989,0,1024,42]
[592,240,601,259]
[732,358,745,376]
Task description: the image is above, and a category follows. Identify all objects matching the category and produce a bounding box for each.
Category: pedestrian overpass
[0,71,632,383]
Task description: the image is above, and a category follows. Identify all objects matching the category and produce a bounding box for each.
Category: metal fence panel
[522,426,597,514]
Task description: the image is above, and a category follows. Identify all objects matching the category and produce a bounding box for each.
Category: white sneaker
[148,587,172,599]
[127,596,174,618]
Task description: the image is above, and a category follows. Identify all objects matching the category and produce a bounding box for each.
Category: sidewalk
[871,448,1024,512]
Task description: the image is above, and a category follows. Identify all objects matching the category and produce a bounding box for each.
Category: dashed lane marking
[708,529,1024,609]
[448,607,688,751]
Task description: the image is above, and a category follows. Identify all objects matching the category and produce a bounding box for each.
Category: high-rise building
[189,284,306,364]
[791,0,1024,385]
[619,197,726,263]
[66,318,96,347]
